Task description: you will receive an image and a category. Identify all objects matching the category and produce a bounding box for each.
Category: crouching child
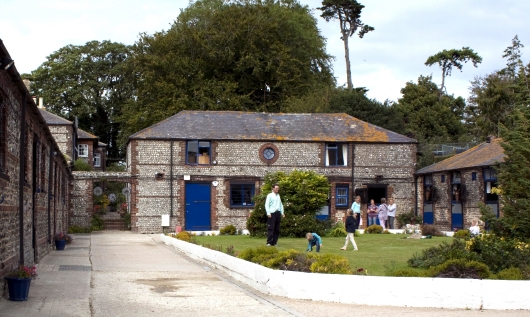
[306,232,322,252]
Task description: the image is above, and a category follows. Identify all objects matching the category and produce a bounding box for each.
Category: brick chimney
[486,135,495,143]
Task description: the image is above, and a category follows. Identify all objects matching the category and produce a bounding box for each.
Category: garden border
[160,234,529,310]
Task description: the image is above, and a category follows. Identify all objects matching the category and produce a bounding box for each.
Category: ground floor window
[335,185,349,207]
[230,184,254,207]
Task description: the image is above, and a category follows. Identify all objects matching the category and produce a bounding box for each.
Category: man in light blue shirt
[265,184,284,246]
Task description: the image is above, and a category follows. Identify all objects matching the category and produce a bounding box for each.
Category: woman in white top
[387,198,397,229]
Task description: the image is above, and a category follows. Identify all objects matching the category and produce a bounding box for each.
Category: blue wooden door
[423,203,433,224]
[451,202,463,230]
[185,183,211,231]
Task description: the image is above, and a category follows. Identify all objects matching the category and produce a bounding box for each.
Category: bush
[453,229,470,239]
[68,225,92,233]
[310,253,351,274]
[246,210,329,238]
[396,210,422,228]
[327,227,347,237]
[237,246,279,263]
[176,231,192,242]
[388,268,428,277]
[408,239,475,268]
[364,224,383,234]
[91,214,104,231]
[262,249,315,272]
[496,267,524,280]
[383,229,391,234]
[220,224,237,235]
[467,235,530,273]
[427,259,491,279]
[421,224,443,237]
[74,158,92,171]
[123,213,131,229]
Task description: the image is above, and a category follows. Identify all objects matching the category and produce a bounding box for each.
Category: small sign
[122,187,131,196]
[161,214,170,226]
[93,187,103,196]
[108,193,116,202]
[184,175,191,180]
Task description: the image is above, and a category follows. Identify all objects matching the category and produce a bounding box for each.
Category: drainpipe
[414,176,418,216]
[19,93,27,265]
[47,149,53,243]
[351,143,356,192]
[170,140,174,217]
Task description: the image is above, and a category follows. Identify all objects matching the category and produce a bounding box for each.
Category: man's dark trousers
[267,211,281,245]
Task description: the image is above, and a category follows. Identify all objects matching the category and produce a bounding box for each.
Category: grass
[193,233,453,276]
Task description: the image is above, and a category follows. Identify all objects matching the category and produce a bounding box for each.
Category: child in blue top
[305,232,322,252]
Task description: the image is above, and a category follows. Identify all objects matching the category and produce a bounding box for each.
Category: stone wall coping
[160,234,530,310]
[72,171,133,178]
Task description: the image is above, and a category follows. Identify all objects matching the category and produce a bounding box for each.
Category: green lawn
[193,234,452,276]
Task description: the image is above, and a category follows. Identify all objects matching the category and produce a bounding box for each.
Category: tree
[481,108,530,240]
[396,75,466,142]
[246,170,330,237]
[425,47,482,97]
[30,41,133,163]
[318,0,373,90]
[120,0,335,143]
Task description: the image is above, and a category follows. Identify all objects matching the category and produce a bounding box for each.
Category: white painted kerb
[160,234,530,310]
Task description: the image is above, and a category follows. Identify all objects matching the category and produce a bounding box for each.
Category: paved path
[1,232,528,317]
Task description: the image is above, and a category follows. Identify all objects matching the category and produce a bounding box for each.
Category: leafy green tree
[425,47,482,97]
[29,40,133,163]
[481,109,530,241]
[120,0,335,143]
[247,170,331,237]
[395,75,466,143]
[318,0,373,90]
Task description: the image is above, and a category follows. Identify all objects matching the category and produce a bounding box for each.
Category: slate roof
[416,138,505,175]
[129,111,416,143]
[78,129,97,140]
[39,109,72,125]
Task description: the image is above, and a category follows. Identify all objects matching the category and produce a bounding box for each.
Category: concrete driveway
[1,232,527,316]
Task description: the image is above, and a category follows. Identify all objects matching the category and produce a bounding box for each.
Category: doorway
[185,183,211,231]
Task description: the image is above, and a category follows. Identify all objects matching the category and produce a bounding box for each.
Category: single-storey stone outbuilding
[127,111,418,233]
[416,136,504,231]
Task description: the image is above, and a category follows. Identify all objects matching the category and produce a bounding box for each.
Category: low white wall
[160,234,530,310]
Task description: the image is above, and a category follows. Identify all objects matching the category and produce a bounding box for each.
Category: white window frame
[94,153,101,167]
[78,144,88,157]
[325,143,348,166]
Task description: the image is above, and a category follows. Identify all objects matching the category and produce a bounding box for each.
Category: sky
[1,0,529,103]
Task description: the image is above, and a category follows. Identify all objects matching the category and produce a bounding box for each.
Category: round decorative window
[263,148,275,160]
[259,143,279,164]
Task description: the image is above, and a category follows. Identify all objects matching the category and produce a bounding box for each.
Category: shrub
[467,235,530,273]
[91,214,104,231]
[310,253,351,274]
[69,225,92,233]
[427,259,491,279]
[73,158,92,171]
[176,231,192,242]
[263,249,315,272]
[396,210,422,228]
[327,227,347,237]
[237,246,279,263]
[383,229,391,234]
[421,224,443,237]
[453,229,470,239]
[364,224,383,234]
[388,268,427,277]
[220,224,237,235]
[123,213,131,229]
[496,267,524,280]
[408,239,475,268]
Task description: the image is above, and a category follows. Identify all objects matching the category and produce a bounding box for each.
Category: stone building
[0,39,71,288]
[415,136,504,231]
[39,107,107,171]
[127,111,417,233]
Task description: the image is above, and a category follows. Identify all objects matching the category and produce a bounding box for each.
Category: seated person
[469,219,480,236]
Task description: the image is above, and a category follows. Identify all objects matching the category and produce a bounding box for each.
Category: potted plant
[5,265,38,301]
[53,232,72,250]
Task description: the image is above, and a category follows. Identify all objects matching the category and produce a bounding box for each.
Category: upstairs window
[326,143,348,166]
[94,153,101,167]
[335,185,349,207]
[187,140,211,165]
[424,174,433,203]
[78,144,88,157]
[230,184,254,207]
